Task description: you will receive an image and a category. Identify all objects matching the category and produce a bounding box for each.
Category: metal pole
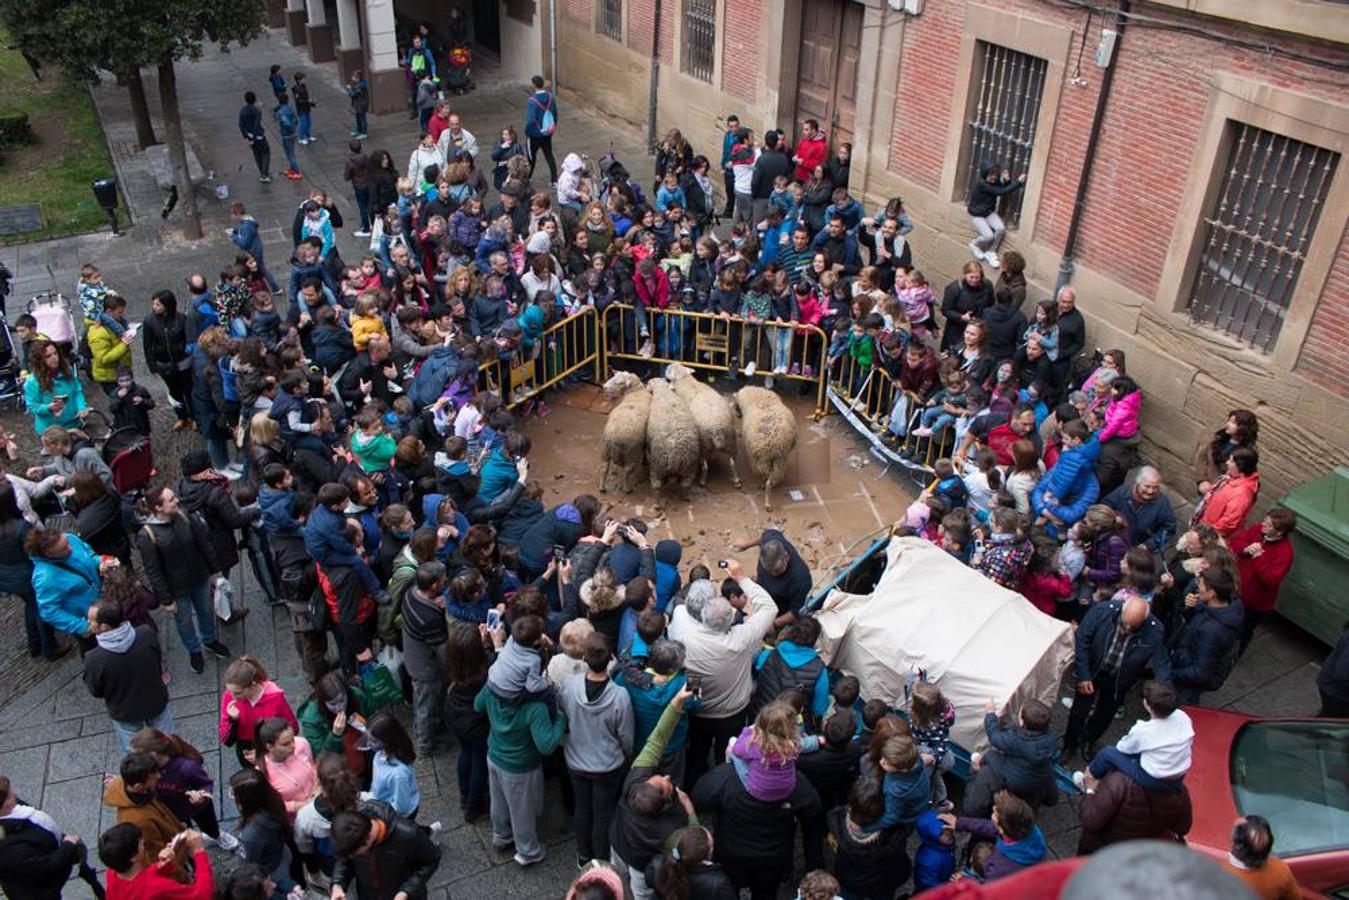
[647,0,664,154]
[549,0,558,92]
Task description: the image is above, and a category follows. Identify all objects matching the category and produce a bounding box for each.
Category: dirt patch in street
[520,383,919,590]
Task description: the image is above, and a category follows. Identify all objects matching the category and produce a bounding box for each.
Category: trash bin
[1276,466,1349,646]
[91,178,118,211]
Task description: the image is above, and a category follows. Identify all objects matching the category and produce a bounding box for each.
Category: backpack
[533,94,556,136]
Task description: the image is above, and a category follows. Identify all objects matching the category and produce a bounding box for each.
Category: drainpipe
[1056,0,1130,292]
[549,0,558,91]
[646,0,663,154]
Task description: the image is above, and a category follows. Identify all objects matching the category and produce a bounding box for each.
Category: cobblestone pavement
[0,29,1333,899]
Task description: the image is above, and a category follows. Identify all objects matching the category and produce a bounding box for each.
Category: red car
[1183,707,1349,896]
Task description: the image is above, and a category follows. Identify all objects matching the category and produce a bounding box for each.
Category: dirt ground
[520,381,920,591]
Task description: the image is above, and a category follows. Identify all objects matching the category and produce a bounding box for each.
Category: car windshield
[1231,721,1349,856]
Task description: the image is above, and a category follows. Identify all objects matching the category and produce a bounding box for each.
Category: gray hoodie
[556,674,634,774]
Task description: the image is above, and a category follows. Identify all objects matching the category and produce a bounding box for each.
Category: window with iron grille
[962,42,1046,228]
[1187,123,1338,351]
[505,0,534,24]
[682,0,716,83]
[598,0,622,40]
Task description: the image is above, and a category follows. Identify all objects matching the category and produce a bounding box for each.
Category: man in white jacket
[437,112,480,162]
[668,558,777,787]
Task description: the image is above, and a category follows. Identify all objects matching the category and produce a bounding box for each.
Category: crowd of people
[0,33,1344,900]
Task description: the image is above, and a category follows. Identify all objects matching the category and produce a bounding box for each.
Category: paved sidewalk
[0,27,1334,899]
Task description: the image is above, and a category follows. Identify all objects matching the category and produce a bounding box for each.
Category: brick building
[546,0,1349,502]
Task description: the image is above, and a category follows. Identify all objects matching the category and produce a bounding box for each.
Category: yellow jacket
[87,319,131,384]
[350,314,387,351]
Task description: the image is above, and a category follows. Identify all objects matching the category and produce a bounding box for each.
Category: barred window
[597,0,623,39]
[962,42,1046,229]
[1188,123,1338,351]
[682,0,716,83]
[505,0,534,24]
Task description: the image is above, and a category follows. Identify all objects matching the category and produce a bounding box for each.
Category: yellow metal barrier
[599,304,831,418]
[825,350,956,469]
[475,307,601,408]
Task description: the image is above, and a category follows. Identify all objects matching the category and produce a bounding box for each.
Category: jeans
[419,107,433,132]
[1088,746,1183,792]
[195,419,231,470]
[172,579,217,654]
[733,192,753,225]
[249,139,270,178]
[353,111,368,135]
[487,759,545,861]
[457,733,489,816]
[353,186,371,232]
[770,323,793,371]
[281,135,300,172]
[920,407,956,432]
[111,707,174,753]
[410,672,446,750]
[298,112,311,142]
[969,212,1005,257]
[20,592,58,657]
[569,766,625,862]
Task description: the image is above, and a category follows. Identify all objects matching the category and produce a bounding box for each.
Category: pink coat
[1098,390,1141,443]
[218,680,298,745]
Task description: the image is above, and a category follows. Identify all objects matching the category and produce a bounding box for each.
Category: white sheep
[646,377,700,502]
[599,370,651,494]
[664,362,741,488]
[734,385,798,511]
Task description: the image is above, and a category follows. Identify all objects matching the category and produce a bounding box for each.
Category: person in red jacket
[219,656,298,768]
[792,119,829,183]
[1192,447,1261,538]
[1229,508,1296,654]
[98,823,213,900]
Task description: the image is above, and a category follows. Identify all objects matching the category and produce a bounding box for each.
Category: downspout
[647,0,664,154]
[1056,0,1130,292]
[549,0,558,91]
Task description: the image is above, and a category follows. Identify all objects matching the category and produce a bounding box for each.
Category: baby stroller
[27,291,84,373]
[444,43,473,94]
[81,409,155,498]
[0,313,23,411]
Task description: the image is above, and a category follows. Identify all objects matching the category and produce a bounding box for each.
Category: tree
[0,0,267,239]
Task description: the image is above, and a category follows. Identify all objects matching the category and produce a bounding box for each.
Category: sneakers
[789,363,801,375]
[743,362,757,377]
[912,425,934,437]
[429,821,443,844]
[216,831,241,852]
[283,169,303,180]
[353,132,368,140]
[354,229,372,238]
[772,365,788,376]
[258,175,272,184]
[984,251,1001,267]
[514,852,544,868]
[189,651,205,674]
[203,639,231,659]
[1072,771,1095,794]
[1059,696,1074,709]
[803,365,815,377]
[970,751,983,770]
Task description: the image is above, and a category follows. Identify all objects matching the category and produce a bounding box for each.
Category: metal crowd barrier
[826,351,955,471]
[598,303,831,418]
[475,306,602,407]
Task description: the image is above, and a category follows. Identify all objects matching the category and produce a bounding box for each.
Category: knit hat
[180,450,212,477]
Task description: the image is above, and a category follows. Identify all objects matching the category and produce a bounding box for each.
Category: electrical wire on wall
[1070,4,1093,86]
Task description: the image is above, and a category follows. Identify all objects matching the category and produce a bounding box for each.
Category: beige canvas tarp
[813,536,1075,752]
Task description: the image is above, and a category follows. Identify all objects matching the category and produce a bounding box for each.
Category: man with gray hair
[614,639,702,785]
[669,558,777,787]
[1102,465,1176,553]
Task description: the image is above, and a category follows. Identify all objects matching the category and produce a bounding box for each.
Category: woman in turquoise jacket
[27,528,101,638]
[23,340,88,435]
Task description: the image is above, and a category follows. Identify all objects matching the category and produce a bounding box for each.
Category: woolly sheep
[664,362,741,488]
[734,385,798,511]
[599,370,650,494]
[646,378,700,502]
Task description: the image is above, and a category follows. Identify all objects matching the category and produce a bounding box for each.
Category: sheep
[734,385,798,511]
[599,370,651,494]
[665,362,741,488]
[645,377,700,502]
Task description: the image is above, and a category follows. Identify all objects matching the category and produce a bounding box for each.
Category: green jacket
[849,331,875,368]
[380,545,420,643]
[474,685,567,773]
[296,664,403,755]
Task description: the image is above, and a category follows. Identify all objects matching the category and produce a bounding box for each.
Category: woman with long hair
[229,768,301,896]
[22,339,87,435]
[444,620,492,821]
[1194,409,1259,496]
[293,752,363,876]
[295,663,401,785]
[142,289,194,430]
[254,716,318,818]
[70,469,130,563]
[650,825,737,900]
[24,525,99,644]
[366,712,422,818]
[188,326,234,469]
[367,149,399,226]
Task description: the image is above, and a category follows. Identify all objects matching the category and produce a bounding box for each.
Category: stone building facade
[555,0,1349,503]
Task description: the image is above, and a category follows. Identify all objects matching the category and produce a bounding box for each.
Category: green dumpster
[1277,467,1349,646]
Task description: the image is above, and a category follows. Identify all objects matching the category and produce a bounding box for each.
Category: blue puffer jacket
[259,486,300,535]
[1171,601,1245,692]
[1031,439,1102,538]
[476,447,519,505]
[912,810,956,892]
[31,534,101,636]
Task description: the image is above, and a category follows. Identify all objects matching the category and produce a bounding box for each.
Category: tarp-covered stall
[813,536,1074,752]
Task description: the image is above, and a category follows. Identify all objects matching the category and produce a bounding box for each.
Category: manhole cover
[0,204,43,235]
